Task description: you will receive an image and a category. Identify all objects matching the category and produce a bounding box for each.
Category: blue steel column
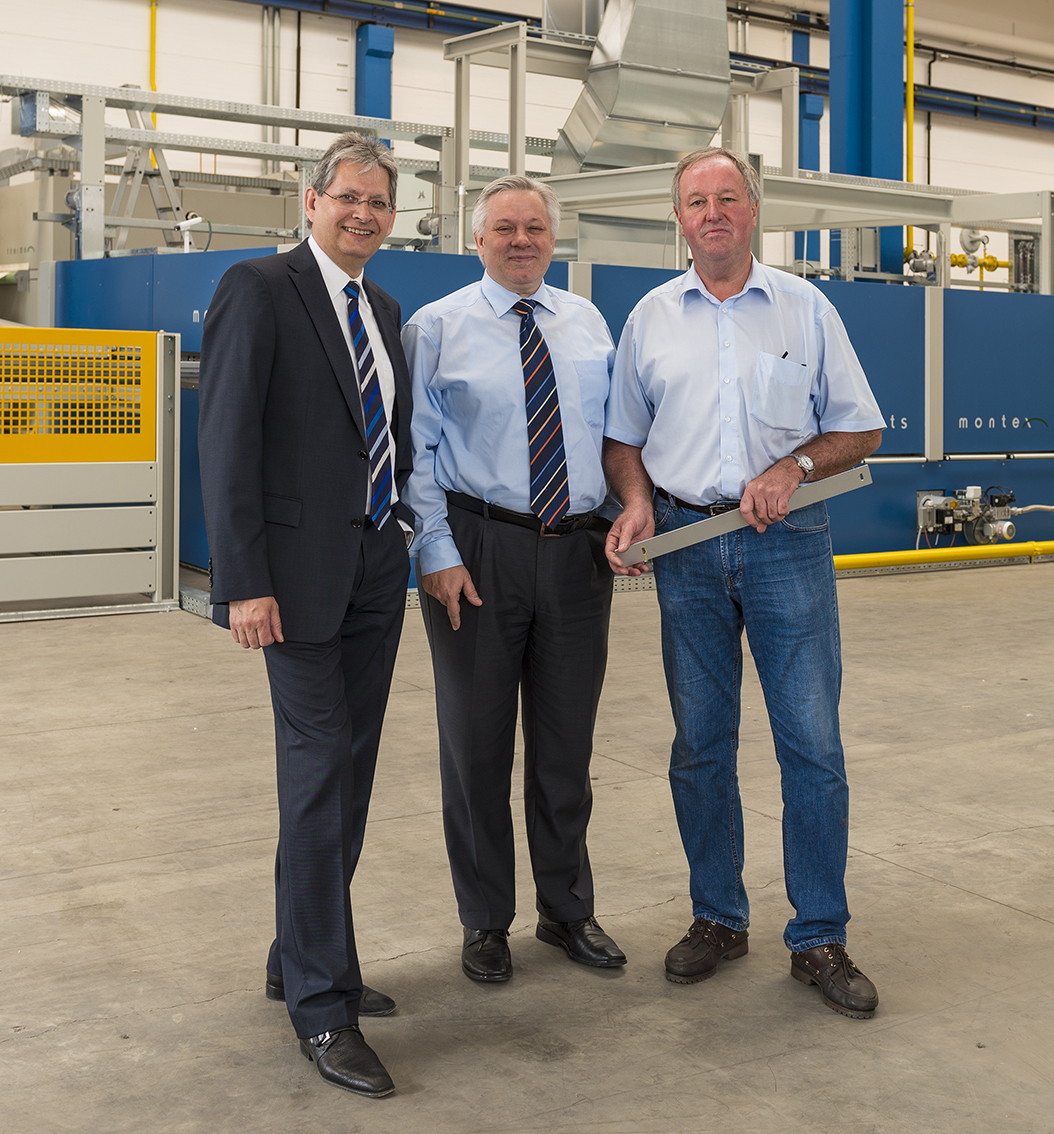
[793,14,821,266]
[829,0,904,274]
[356,23,395,120]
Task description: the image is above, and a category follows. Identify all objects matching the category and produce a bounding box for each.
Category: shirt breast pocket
[573,359,610,429]
[751,351,810,432]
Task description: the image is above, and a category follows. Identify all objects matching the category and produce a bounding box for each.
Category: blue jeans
[652,497,851,952]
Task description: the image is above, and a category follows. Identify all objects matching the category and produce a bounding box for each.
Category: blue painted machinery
[54,247,1054,569]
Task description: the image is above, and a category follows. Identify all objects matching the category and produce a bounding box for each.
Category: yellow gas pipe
[834,542,1054,572]
[949,253,1010,271]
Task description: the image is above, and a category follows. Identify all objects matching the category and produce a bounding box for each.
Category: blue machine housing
[54,248,1054,568]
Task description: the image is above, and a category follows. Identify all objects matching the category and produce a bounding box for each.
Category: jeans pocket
[780,500,828,532]
[653,496,675,530]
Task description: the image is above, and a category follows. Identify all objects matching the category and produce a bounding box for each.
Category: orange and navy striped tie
[513,299,569,530]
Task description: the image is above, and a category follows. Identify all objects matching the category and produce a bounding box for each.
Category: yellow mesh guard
[0,329,157,463]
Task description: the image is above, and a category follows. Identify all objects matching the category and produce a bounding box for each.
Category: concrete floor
[2,563,1053,1133]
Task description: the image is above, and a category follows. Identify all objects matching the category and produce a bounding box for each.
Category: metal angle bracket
[618,465,874,567]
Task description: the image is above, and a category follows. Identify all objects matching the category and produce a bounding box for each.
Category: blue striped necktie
[513,299,569,530]
[344,281,392,528]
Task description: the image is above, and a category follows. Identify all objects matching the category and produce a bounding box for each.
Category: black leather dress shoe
[790,943,879,1019]
[461,927,512,982]
[265,973,396,1017]
[664,917,748,983]
[299,1026,394,1097]
[536,916,627,967]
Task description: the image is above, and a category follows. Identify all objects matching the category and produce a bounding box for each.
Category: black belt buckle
[541,512,591,537]
[706,501,741,517]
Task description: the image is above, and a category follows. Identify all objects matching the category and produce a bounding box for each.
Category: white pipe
[914,15,1054,67]
[262,6,272,174]
[739,1,1054,68]
[271,7,281,151]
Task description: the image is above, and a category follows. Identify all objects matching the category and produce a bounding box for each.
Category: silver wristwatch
[791,452,815,481]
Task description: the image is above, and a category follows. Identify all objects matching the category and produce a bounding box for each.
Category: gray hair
[311,132,398,206]
[472,175,561,254]
[671,147,760,212]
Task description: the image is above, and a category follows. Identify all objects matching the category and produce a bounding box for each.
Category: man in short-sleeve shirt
[604,147,884,1019]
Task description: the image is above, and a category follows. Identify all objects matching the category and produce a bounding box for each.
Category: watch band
[792,452,815,481]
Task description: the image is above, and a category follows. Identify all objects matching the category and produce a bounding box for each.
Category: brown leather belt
[655,487,741,517]
[447,491,610,536]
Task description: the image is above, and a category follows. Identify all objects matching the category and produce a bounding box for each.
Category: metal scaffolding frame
[4,55,1053,289]
[543,162,1054,294]
[1,72,551,258]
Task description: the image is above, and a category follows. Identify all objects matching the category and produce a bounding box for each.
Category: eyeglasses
[320,191,393,214]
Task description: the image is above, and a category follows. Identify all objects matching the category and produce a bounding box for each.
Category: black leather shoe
[791,943,879,1019]
[664,917,748,983]
[536,916,627,967]
[461,928,512,982]
[299,1026,394,1097]
[265,973,396,1017]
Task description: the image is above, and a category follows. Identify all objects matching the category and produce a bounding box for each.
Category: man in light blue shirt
[604,147,884,1019]
[403,175,626,984]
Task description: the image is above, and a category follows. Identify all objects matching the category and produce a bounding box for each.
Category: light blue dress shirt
[605,259,885,505]
[402,271,615,575]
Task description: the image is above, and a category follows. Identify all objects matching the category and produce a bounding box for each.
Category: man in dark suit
[198,132,413,1099]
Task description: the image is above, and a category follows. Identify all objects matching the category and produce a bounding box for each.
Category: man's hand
[605,502,655,576]
[740,430,882,533]
[229,596,284,649]
[740,458,801,533]
[602,438,655,576]
[422,565,482,631]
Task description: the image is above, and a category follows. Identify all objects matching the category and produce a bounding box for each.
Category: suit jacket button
[351,518,363,528]
[358,450,368,460]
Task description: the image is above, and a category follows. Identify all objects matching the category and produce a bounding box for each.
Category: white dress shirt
[307,235,401,514]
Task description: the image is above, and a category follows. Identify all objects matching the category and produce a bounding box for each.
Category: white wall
[736,13,1054,274]
[3,0,1054,278]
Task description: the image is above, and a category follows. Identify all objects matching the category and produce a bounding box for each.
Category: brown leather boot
[664,917,749,984]
[791,943,879,1019]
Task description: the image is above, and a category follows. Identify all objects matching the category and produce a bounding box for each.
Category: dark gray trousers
[263,519,408,1039]
[420,502,614,931]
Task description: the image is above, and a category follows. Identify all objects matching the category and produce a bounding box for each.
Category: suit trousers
[263,519,409,1039]
[420,502,614,932]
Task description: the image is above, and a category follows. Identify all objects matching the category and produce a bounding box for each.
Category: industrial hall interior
[3,0,1054,1130]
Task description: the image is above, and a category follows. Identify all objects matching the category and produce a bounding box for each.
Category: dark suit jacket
[198,239,413,642]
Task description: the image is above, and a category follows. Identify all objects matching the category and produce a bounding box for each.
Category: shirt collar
[481,270,555,318]
[679,256,772,306]
[308,234,365,301]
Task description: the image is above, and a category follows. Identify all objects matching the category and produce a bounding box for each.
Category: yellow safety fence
[0,328,158,463]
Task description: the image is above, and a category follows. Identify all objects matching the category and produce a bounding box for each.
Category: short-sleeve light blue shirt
[403,271,615,575]
[605,258,884,505]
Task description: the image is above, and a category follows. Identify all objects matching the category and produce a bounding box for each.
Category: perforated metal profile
[1,329,157,463]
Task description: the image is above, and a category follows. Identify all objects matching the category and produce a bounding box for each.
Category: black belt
[446,491,609,536]
[655,487,741,516]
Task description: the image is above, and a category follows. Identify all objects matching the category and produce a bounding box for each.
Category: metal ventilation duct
[550,0,730,175]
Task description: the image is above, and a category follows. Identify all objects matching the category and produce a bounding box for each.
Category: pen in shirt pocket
[781,351,807,367]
